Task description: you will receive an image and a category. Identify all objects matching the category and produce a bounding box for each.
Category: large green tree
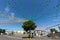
[22,20,37,37]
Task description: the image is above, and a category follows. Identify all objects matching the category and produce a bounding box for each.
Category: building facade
[34,30,49,37]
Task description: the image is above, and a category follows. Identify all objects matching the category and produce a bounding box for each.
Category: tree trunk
[32,33,33,37]
[29,30,31,38]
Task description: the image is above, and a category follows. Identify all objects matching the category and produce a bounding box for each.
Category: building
[5,30,25,36]
[34,30,49,37]
[5,30,14,35]
[16,30,25,34]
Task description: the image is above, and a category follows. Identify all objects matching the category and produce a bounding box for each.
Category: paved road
[0,35,60,40]
[0,35,22,40]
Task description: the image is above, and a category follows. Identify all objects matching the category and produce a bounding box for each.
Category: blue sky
[0,0,60,31]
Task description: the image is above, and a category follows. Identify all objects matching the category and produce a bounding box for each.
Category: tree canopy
[0,29,6,34]
[50,28,58,33]
[22,20,37,32]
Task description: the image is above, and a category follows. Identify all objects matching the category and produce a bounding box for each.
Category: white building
[34,30,49,37]
[16,30,25,34]
[5,30,14,35]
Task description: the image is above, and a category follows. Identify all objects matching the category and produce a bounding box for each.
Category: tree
[2,29,6,34]
[50,28,58,33]
[22,20,37,37]
[0,29,6,35]
[0,29,2,34]
[50,28,58,38]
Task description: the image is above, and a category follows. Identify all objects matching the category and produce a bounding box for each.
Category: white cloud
[8,12,15,20]
[11,12,15,17]
[5,6,10,12]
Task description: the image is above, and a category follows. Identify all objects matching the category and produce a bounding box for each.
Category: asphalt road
[0,35,22,40]
[0,35,60,40]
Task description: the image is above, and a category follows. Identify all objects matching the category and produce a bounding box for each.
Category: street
[0,35,22,40]
[0,35,60,40]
